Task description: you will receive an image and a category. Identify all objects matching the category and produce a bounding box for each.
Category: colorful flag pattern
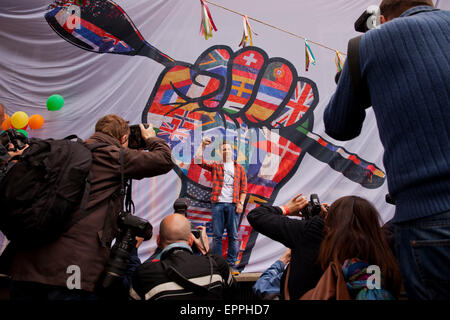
[44,2,387,271]
[143,45,386,268]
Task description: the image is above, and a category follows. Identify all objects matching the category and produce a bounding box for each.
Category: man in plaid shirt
[196,137,247,274]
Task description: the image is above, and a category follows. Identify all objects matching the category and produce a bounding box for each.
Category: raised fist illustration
[142,45,386,269]
[45,0,386,270]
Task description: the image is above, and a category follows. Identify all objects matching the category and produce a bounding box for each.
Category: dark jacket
[130,245,236,300]
[247,205,324,300]
[9,132,174,292]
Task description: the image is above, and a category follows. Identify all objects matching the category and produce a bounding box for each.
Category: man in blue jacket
[324,0,450,300]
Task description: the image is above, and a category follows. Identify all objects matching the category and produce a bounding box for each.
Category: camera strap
[159,251,221,298]
[347,35,371,108]
[119,147,135,214]
[160,259,210,296]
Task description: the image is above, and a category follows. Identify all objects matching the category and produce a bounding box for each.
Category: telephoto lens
[97,212,152,296]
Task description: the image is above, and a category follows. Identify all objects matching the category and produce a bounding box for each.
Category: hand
[135,236,144,249]
[282,193,308,216]
[202,137,212,147]
[279,248,291,265]
[140,123,155,140]
[192,226,209,255]
[8,144,29,160]
[320,203,329,218]
[236,202,244,214]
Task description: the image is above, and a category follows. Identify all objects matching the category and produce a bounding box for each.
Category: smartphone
[128,124,149,149]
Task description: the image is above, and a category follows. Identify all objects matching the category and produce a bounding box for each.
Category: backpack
[0,135,106,247]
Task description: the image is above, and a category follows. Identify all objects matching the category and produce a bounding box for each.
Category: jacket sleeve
[239,166,247,195]
[253,260,285,297]
[247,205,320,249]
[0,144,9,163]
[323,60,367,141]
[212,254,237,299]
[122,247,142,291]
[124,137,175,179]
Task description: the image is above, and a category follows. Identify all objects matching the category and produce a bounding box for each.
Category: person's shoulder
[208,252,229,267]
[135,258,163,276]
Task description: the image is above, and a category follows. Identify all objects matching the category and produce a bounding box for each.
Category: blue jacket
[324,6,450,222]
[253,260,286,299]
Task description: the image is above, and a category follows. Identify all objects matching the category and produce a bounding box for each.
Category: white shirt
[218,162,234,203]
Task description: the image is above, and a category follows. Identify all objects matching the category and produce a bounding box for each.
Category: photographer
[8,114,174,300]
[324,0,450,299]
[130,213,236,300]
[247,194,325,300]
[248,194,401,300]
[0,103,29,165]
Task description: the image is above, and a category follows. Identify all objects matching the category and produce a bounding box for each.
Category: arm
[122,245,142,291]
[253,260,285,298]
[247,205,306,248]
[124,136,175,179]
[193,136,214,171]
[236,167,247,214]
[0,144,9,164]
[323,60,368,141]
[213,254,238,299]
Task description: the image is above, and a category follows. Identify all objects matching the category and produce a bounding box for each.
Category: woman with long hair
[318,196,402,299]
[248,193,402,300]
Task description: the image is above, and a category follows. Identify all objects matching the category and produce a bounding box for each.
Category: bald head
[158,213,192,248]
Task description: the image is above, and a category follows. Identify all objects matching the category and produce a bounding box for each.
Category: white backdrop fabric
[1,0,447,272]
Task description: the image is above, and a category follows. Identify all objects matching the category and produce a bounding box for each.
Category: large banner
[1,0,446,272]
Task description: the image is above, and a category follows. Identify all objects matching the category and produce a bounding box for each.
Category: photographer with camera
[247,193,326,300]
[0,103,29,165]
[248,194,401,300]
[130,213,236,300]
[324,0,450,300]
[7,114,174,300]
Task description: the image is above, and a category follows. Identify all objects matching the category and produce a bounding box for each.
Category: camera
[173,197,201,238]
[128,124,149,150]
[0,129,28,152]
[98,211,152,291]
[301,194,322,219]
[355,5,381,33]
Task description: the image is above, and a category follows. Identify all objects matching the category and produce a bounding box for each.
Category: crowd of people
[0,0,449,301]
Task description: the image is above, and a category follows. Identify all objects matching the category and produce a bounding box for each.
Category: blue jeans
[394,210,450,300]
[211,202,240,267]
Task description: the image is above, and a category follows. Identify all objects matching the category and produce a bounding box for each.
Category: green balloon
[16,129,28,138]
[47,94,64,111]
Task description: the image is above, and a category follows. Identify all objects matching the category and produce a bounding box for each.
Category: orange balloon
[28,114,45,130]
[1,114,11,130]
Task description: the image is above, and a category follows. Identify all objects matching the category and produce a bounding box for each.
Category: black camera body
[355,5,380,33]
[128,124,149,149]
[98,211,152,291]
[301,194,322,220]
[0,129,28,152]
[173,197,201,238]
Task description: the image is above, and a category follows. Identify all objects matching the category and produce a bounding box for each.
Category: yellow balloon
[11,111,29,129]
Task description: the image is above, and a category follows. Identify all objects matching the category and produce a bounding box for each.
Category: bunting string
[203,0,347,55]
